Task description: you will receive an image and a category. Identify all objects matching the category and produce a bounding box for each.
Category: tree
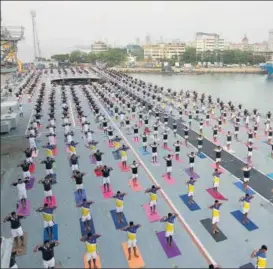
[182,47,197,64]
[51,54,70,62]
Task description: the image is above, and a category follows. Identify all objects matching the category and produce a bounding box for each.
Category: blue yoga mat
[179,194,201,211]
[43,224,58,241]
[74,189,87,204]
[197,152,206,159]
[266,173,273,180]
[139,147,151,156]
[239,262,255,269]
[79,218,95,236]
[110,209,128,229]
[112,151,121,160]
[230,210,259,231]
[51,173,57,184]
[233,182,256,195]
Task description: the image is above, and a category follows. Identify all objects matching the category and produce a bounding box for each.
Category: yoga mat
[206,188,228,201]
[118,162,130,172]
[162,174,176,184]
[230,210,259,231]
[233,182,256,195]
[133,137,140,143]
[79,218,96,236]
[105,140,114,148]
[161,145,172,152]
[172,156,183,163]
[200,218,227,242]
[112,151,121,160]
[29,163,35,173]
[239,262,255,269]
[89,154,96,164]
[143,204,161,222]
[51,173,57,184]
[210,164,224,174]
[156,231,181,258]
[150,161,160,166]
[43,224,58,241]
[32,150,39,158]
[179,194,201,211]
[184,168,200,179]
[16,200,31,216]
[100,186,114,199]
[13,232,27,256]
[139,147,151,156]
[74,189,87,204]
[129,179,143,191]
[266,173,273,179]
[84,254,102,269]
[94,169,102,177]
[110,210,128,230]
[43,195,57,208]
[223,146,236,154]
[52,148,58,156]
[197,152,206,159]
[122,242,145,268]
[26,177,35,190]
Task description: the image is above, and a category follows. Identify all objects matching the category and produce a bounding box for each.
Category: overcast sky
[2,1,273,62]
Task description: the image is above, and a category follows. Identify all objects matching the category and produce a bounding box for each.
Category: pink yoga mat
[143,204,161,222]
[118,162,130,172]
[161,145,172,152]
[129,180,143,191]
[100,186,114,199]
[210,163,224,173]
[29,164,35,173]
[105,141,114,148]
[172,155,183,163]
[206,188,228,200]
[43,195,57,207]
[150,161,160,166]
[17,200,31,216]
[32,150,39,158]
[133,137,140,143]
[162,174,176,184]
[66,147,70,153]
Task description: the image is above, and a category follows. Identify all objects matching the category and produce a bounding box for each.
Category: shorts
[76,184,83,190]
[103,177,110,184]
[86,252,97,261]
[18,189,27,200]
[216,158,221,163]
[226,141,231,145]
[46,169,54,175]
[143,142,147,147]
[188,192,194,197]
[82,213,91,222]
[109,135,113,140]
[163,139,167,143]
[242,208,249,214]
[268,136,272,139]
[23,171,31,178]
[71,164,79,171]
[198,145,202,149]
[235,131,238,135]
[153,131,158,135]
[152,152,157,157]
[213,182,219,188]
[116,206,123,213]
[30,141,36,149]
[128,239,137,248]
[44,190,53,197]
[166,166,172,173]
[43,257,55,269]
[248,152,253,157]
[165,231,174,237]
[212,216,220,224]
[11,226,24,238]
[243,177,249,183]
[248,138,252,142]
[185,135,189,140]
[150,200,157,207]
[199,126,203,130]
[121,156,127,162]
[11,264,18,269]
[96,161,102,166]
[27,157,33,163]
[189,163,194,168]
[44,220,54,228]
[132,173,138,179]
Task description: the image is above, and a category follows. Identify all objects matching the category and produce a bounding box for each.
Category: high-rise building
[196,32,225,53]
[91,41,108,54]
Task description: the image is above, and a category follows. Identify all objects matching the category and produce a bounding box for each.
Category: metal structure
[30,10,41,61]
[0,15,24,73]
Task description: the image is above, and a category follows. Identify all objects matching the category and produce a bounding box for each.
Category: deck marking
[69,100,76,127]
[24,107,34,135]
[90,90,217,267]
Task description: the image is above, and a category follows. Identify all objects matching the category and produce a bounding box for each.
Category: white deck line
[24,108,34,135]
[69,100,76,127]
[90,90,218,267]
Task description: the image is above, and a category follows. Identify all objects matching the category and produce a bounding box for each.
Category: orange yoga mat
[84,254,102,268]
[122,242,145,268]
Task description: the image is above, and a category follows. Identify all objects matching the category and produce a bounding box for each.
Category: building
[143,42,186,60]
[196,32,225,53]
[268,29,273,52]
[91,41,108,54]
[145,35,151,45]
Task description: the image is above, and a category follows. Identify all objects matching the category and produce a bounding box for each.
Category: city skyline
[2,1,273,61]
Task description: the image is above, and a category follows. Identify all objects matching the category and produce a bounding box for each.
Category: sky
[2,1,273,62]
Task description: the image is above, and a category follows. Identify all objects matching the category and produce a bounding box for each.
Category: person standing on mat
[3,212,25,250]
[94,150,104,170]
[187,152,196,172]
[197,134,203,153]
[173,140,182,160]
[72,170,86,197]
[107,126,114,144]
[102,165,113,193]
[120,145,129,169]
[33,240,60,269]
[208,200,223,234]
[246,141,253,163]
[172,120,177,138]
[239,193,254,224]
[11,178,29,209]
[184,125,189,147]
[145,185,161,214]
[120,221,141,260]
[17,160,31,179]
[226,131,232,151]
[24,148,34,165]
[70,154,80,172]
[67,141,79,156]
[242,164,251,190]
[234,122,240,141]
[142,132,148,152]
[38,175,54,204]
[41,157,55,176]
[77,198,95,232]
[152,121,159,140]
[162,130,169,148]
[113,191,127,223]
[160,212,178,246]
[212,169,221,193]
[267,127,272,145]
[251,245,267,269]
[131,161,140,187]
[150,142,159,163]
[186,177,197,204]
[80,232,102,269]
[36,203,56,240]
[132,124,139,142]
[214,146,222,169]
[212,125,218,143]
[163,154,172,179]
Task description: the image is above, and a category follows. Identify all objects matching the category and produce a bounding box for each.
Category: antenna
[30,10,41,60]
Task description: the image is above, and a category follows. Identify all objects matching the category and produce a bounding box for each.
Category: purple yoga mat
[185,168,200,179]
[17,200,31,216]
[89,155,96,164]
[156,231,181,258]
[26,177,35,190]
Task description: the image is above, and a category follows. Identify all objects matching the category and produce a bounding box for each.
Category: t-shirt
[6,216,24,229]
[38,243,56,261]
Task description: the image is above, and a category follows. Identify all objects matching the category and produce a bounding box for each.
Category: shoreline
[110,67,266,75]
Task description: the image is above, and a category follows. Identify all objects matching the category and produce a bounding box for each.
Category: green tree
[51,54,70,62]
[182,47,197,64]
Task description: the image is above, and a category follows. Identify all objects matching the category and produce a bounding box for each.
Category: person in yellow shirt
[145,185,161,214]
[186,177,197,204]
[239,193,254,224]
[120,145,129,169]
[113,191,127,223]
[80,232,102,269]
[160,212,178,246]
[251,245,268,269]
[212,169,221,193]
[120,221,141,260]
[77,199,95,232]
[208,200,223,234]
